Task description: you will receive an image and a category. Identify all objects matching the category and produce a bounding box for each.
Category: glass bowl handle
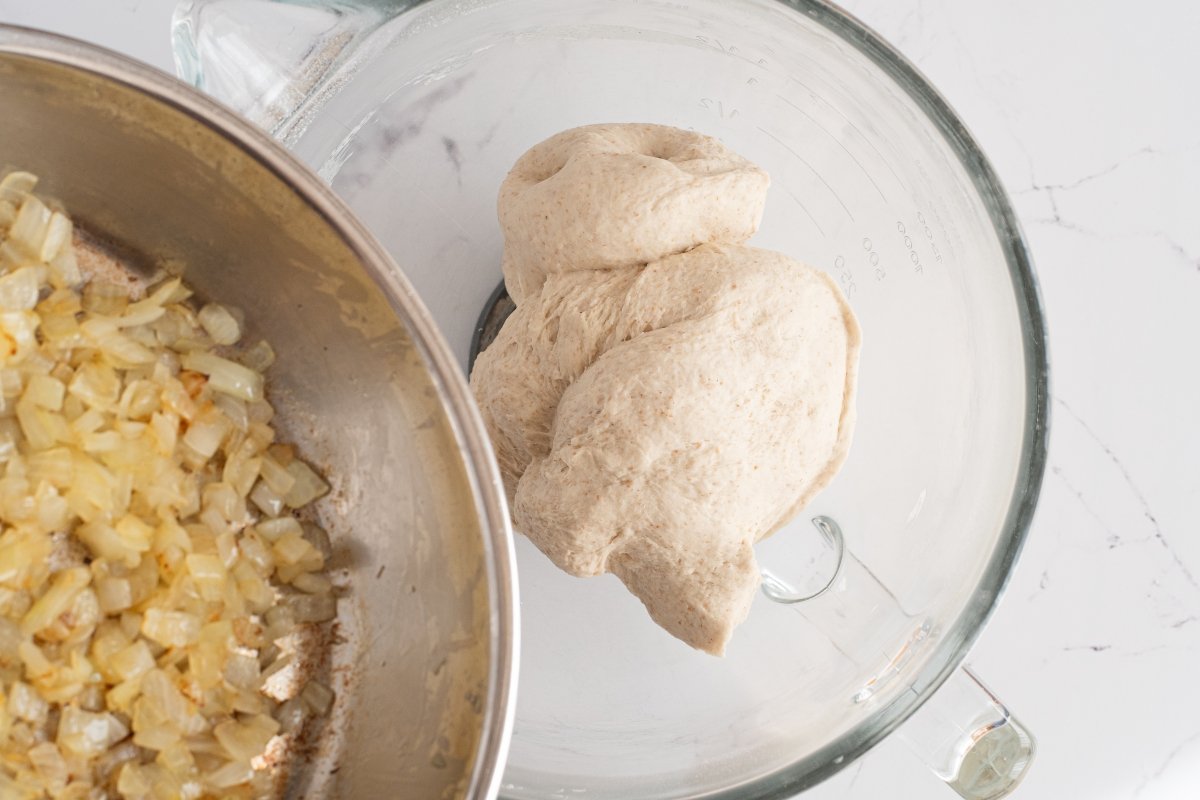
[171,0,406,143]
[763,517,1035,799]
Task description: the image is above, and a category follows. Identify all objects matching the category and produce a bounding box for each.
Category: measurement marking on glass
[896,221,925,274]
[862,236,885,282]
[775,93,888,202]
[916,211,944,262]
[756,126,855,221]
[699,97,739,119]
[786,76,908,189]
[784,187,826,237]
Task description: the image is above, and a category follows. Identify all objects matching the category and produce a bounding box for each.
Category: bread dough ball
[472,125,860,654]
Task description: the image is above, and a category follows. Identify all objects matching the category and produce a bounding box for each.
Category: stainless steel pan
[0,26,518,799]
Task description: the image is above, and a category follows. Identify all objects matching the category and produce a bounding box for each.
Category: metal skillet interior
[0,28,515,800]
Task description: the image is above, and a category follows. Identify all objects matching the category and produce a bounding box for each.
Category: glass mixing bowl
[174,1,1049,797]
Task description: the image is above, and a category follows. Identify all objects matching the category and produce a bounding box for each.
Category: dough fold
[498,123,769,303]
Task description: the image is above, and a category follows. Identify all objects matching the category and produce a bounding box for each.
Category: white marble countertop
[1,1,1196,798]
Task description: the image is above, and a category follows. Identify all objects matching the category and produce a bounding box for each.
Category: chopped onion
[237,531,274,576]
[96,330,158,367]
[94,577,133,614]
[301,522,333,561]
[205,759,255,790]
[0,171,37,202]
[9,681,49,723]
[198,303,242,346]
[183,404,233,460]
[57,706,128,758]
[17,396,59,451]
[119,379,160,420]
[213,392,249,432]
[25,374,66,411]
[299,679,335,716]
[245,398,274,425]
[214,714,278,763]
[186,554,228,602]
[258,456,295,496]
[274,696,305,735]
[27,446,73,486]
[223,452,261,499]
[40,211,72,262]
[271,532,314,567]
[0,368,22,398]
[69,362,121,410]
[190,621,233,690]
[262,607,296,646]
[28,741,69,795]
[180,351,263,402]
[282,459,330,508]
[141,609,201,648]
[232,561,275,614]
[240,340,276,372]
[114,514,155,551]
[49,244,82,288]
[158,738,197,772]
[9,196,51,255]
[248,480,284,518]
[115,283,175,329]
[116,762,152,796]
[79,682,107,711]
[222,651,261,691]
[291,572,332,595]
[74,523,129,566]
[21,567,89,636]
[287,593,337,624]
[254,516,301,543]
[0,266,40,311]
[111,640,156,683]
[81,281,129,316]
[0,171,336,797]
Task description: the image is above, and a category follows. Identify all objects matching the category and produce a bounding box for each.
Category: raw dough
[472,124,860,655]
[498,124,768,303]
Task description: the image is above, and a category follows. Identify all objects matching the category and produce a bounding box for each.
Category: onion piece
[214,714,279,763]
[21,567,89,636]
[57,706,128,758]
[9,196,51,255]
[0,171,37,202]
[39,211,72,262]
[282,459,330,508]
[197,303,242,346]
[8,681,49,724]
[240,340,275,372]
[180,351,263,402]
[205,759,255,790]
[141,608,201,648]
[27,742,69,795]
[0,267,40,311]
